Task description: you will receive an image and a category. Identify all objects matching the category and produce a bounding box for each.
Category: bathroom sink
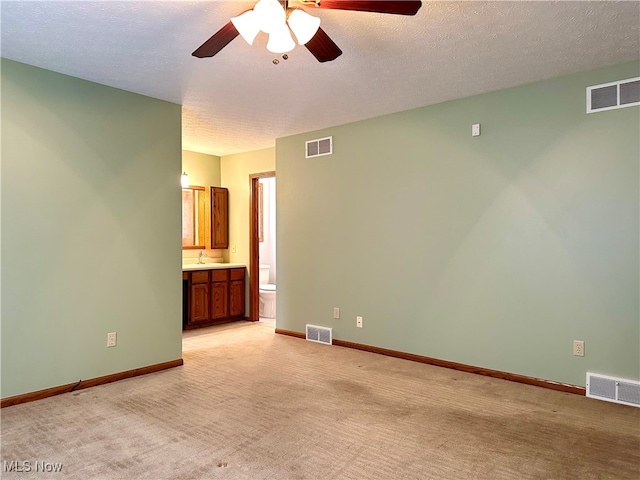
[182,262,247,271]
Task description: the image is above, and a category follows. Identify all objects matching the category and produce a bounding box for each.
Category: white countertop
[182,263,246,271]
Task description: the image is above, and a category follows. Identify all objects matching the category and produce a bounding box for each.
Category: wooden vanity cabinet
[211,187,229,249]
[210,269,229,320]
[190,271,210,324]
[184,267,245,329]
[229,268,245,317]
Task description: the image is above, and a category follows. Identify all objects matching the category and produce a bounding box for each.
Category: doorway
[249,171,275,322]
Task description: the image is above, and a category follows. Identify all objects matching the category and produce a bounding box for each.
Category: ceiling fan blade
[192,21,239,58]
[308,0,422,15]
[305,27,342,62]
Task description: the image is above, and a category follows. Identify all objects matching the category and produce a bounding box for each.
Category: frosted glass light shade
[287,8,320,45]
[266,24,295,53]
[253,0,286,34]
[181,172,189,188]
[231,10,261,45]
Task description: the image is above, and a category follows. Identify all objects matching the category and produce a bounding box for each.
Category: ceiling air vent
[305,136,333,158]
[586,372,640,408]
[587,77,640,113]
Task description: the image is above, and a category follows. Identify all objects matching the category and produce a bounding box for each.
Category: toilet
[259,265,276,318]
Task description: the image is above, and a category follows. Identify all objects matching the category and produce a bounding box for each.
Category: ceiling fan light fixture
[231,10,261,45]
[287,8,321,45]
[253,0,286,34]
[193,0,421,63]
[266,24,296,53]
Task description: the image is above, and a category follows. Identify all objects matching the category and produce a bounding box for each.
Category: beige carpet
[1,321,639,479]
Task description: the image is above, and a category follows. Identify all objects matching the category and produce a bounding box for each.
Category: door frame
[249,171,275,322]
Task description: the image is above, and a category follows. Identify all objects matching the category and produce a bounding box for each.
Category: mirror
[182,186,208,249]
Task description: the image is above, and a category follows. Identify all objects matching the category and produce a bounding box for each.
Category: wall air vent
[586,372,640,408]
[305,324,332,345]
[305,136,333,158]
[587,77,640,113]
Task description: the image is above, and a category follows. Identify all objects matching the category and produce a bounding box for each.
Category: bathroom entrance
[249,172,276,324]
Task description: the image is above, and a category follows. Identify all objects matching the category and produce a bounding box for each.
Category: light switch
[472,124,481,137]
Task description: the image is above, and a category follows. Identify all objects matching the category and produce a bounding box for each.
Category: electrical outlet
[333,307,340,319]
[107,332,117,348]
[231,244,237,253]
[356,316,363,328]
[573,340,584,357]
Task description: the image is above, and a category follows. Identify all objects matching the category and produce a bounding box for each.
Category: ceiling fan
[192,0,422,63]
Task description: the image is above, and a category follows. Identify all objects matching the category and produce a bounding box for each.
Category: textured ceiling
[1,1,639,156]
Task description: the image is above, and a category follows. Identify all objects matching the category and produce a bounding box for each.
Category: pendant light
[231,10,261,45]
[267,23,296,53]
[253,0,286,34]
[287,8,321,45]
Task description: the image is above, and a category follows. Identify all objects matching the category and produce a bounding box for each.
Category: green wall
[276,61,640,387]
[1,59,183,398]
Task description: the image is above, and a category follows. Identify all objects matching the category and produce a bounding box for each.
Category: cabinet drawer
[211,269,229,282]
[191,271,209,284]
[230,268,245,280]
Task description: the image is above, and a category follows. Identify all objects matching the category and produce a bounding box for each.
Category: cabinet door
[229,279,245,317]
[211,187,229,249]
[210,281,229,320]
[190,283,210,323]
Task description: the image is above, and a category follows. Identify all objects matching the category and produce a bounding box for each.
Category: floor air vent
[587,77,640,113]
[305,136,333,158]
[586,372,640,408]
[306,324,332,345]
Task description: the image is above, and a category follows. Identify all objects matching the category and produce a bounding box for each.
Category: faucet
[198,250,207,264]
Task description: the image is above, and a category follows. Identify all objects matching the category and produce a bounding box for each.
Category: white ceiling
[1,1,639,156]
